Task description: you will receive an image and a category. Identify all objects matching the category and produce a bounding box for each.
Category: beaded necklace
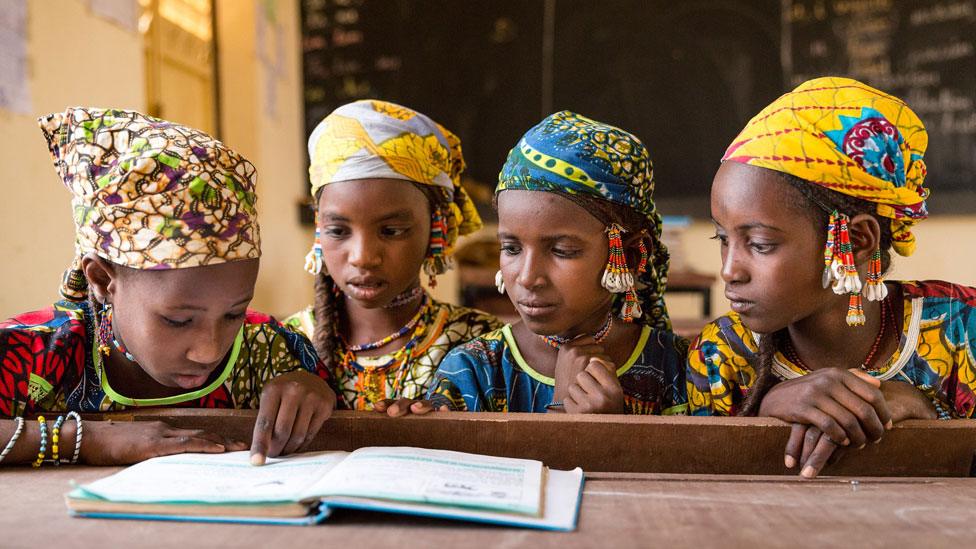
[337,297,433,409]
[347,294,429,352]
[540,311,613,349]
[783,297,893,372]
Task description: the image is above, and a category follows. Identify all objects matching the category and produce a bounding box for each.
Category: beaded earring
[602,224,643,323]
[821,211,866,326]
[495,269,505,294]
[621,231,650,323]
[423,208,448,288]
[304,226,324,275]
[863,248,888,302]
[97,303,114,356]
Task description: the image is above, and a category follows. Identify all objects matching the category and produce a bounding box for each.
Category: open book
[65,446,584,531]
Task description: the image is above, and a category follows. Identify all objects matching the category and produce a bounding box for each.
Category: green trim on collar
[501,323,651,386]
[93,326,243,406]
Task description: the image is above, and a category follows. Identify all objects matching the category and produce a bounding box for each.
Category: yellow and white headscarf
[39,107,260,301]
[305,100,482,274]
[723,77,929,256]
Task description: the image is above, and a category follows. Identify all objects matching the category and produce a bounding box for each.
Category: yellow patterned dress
[687,281,976,419]
[285,298,500,410]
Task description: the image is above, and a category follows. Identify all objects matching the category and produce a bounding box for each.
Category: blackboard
[299,0,782,218]
[784,0,976,212]
[300,0,975,217]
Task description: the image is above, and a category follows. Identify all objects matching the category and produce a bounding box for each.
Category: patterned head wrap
[306,100,482,273]
[497,111,671,330]
[723,76,929,257]
[39,107,261,301]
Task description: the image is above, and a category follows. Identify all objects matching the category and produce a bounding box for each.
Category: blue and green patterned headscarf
[497,111,670,330]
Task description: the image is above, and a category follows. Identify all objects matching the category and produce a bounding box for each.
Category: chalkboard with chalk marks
[784,0,976,212]
[299,0,973,217]
[298,0,782,218]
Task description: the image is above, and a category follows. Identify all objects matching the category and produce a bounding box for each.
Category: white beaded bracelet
[0,416,25,465]
[64,411,83,464]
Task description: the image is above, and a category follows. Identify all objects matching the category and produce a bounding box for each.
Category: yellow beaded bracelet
[50,415,65,465]
[31,416,47,468]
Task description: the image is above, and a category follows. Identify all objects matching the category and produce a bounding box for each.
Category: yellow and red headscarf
[723,76,929,256]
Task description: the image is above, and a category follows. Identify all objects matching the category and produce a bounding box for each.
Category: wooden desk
[106,410,976,477]
[3,466,975,547]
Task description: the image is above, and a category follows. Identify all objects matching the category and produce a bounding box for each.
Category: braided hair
[738,172,894,415]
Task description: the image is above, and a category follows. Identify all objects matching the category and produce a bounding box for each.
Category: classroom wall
[0,0,146,318]
[214,0,314,317]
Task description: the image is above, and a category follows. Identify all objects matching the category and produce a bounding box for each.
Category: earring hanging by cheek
[620,287,642,323]
[97,303,114,357]
[847,292,866,326]
[495,269,505,294]
[601,224,634,293]
[831,213,863,296]
[423,208,448,289]
[822,210,840,288]
[304,225,324,275]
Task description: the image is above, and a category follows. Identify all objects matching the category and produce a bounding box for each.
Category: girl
[688,77,975,477]
[424,111,688,414]
[0,107,336,467]
[285,100,500,414]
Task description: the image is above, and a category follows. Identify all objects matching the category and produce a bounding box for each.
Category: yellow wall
[214,0,314,317]
[0,0,145,317]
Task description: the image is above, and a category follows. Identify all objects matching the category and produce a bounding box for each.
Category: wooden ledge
[94,409,976,477]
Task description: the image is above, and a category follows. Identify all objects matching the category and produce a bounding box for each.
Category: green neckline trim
[94,326,243,406]
[501,323,651,386]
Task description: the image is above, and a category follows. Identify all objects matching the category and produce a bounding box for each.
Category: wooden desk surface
[3,466,974,548]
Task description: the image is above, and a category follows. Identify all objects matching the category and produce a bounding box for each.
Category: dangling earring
[621,232,649,323]
[863,248,887,301]
[423,209,448,288]
[602,224,641,323]
[304,226,324,275]
[97,303,114,357]
[495,269,505,294]
[828,213,865,326]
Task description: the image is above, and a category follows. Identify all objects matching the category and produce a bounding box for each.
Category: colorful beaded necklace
[541,311,613,349]
[783,296,894,372]
[348,294,429,352]
[338,297,433,409]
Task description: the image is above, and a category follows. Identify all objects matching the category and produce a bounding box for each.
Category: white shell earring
[495,270,505,294]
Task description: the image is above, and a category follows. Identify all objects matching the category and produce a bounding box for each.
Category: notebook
[65,446,584,530]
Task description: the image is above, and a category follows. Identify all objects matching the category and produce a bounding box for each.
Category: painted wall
[0,0,146,318]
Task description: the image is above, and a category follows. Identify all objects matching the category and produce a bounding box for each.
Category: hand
[758,368,892,450]
[373,399,449,417]
[784,423,847,478]
[250,371,336,465]
[552,336,613,405]
[881,380,937,423]
[82,420,246,466]
[564,358,625,414]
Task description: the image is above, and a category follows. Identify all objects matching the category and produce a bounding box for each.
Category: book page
[76,451,347,504]
[306,447,543,516]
